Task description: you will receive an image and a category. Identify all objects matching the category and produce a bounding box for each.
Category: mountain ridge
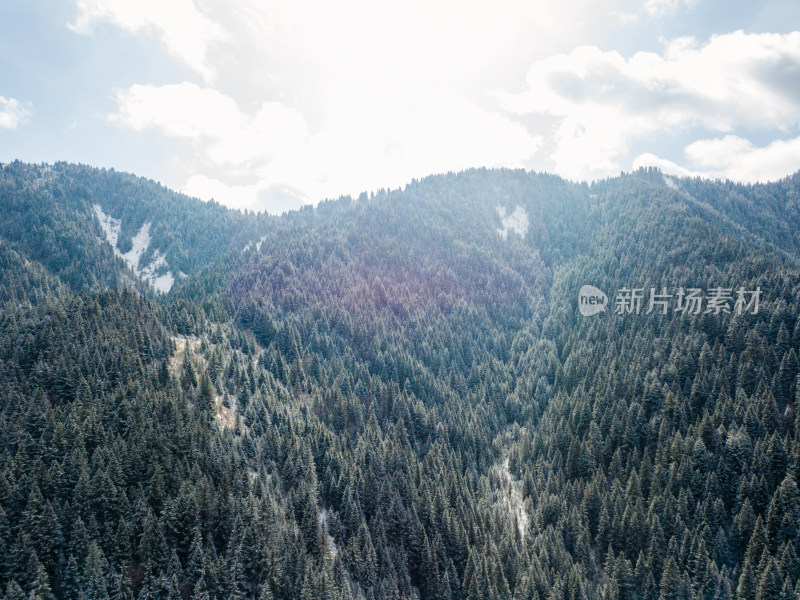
[1,161,800,600]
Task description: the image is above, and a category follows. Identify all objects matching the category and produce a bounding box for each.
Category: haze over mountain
[2,161,800,600]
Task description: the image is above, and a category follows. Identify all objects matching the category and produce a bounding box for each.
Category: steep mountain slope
[0,161,271,293]
[1,163,800,600]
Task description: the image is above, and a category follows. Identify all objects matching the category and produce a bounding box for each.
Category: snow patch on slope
[94,204,121,248]
[492,457,530,540]
[215,394,238,430]
[168,335,202,377]
[318,508,339,559]
[139,250,175,293]
[121,221,151,271]
[93,204,175,293]
[663,174,679,190]
[497,205,529,240]
[243,235,268,252]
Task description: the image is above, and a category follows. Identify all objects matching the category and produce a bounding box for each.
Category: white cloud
[612,11,641,26]
[111,82,540,211]
[643,0,697,17]
[496,31,800,180]
[69,0,226,81]
[0,97,30,130]
[632,153,702,178]
[110,82,308,166]
[614,0,698,25]
[684,134,800,182]
[634,135,800,183]
[182,175,263,211]
[284,97,541,201]
[71,0,800,207]
[94,0,562,211]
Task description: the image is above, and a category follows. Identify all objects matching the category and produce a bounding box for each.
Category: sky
[1,0,799,213]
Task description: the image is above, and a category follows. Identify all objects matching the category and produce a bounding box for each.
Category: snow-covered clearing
[168,335,202,376]
[93,204,121,248]
[491,456,530,540]
[243,235,268,252]
[497,205,529,240]
[215,394,238,430]
[93,204,175,292]
[318,508,339,559]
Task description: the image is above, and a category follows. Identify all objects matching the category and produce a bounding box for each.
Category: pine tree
[736,558,757,600]
[197,370,215,424]
[28,562,54,600]
[755,559,783,600]
[658,558,686,600]
[3,580,25,600]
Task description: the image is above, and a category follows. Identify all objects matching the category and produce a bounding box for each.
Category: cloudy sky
[1,0,799,213]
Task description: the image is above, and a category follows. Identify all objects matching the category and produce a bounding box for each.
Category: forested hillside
[2,161,800,600]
